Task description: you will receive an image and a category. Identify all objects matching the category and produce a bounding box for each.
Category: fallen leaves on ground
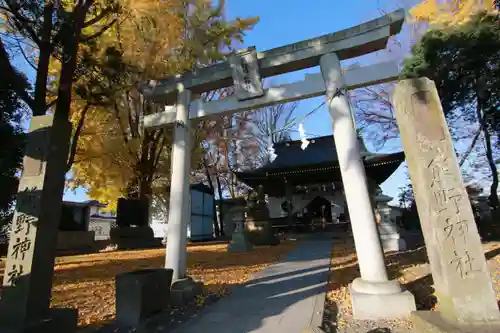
[1,240,297,328]
[323,238,500,333]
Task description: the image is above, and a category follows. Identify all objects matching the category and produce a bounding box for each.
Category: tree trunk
[203,159,220,237]
[67,103,90,171]
[484,130,499,209]
[53,5,88,123]
[476,84,499,210]
[33,3,54,116]
[138,177,152,201]
[137,133,155,201]
[459,124,483,167]
[215,173,225,236]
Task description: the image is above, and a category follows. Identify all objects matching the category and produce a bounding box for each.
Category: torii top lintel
[141,9,405,102]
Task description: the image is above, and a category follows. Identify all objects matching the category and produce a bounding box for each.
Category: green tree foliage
[0,61,27,221]
[402,11,500,209]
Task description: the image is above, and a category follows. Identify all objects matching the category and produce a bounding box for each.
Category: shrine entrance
[304,196,332,228]
[141,9,418,320]
[139,7,500,325]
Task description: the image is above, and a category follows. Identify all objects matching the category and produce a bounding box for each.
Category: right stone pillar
[393,78,500,331]
[320,52,416,320]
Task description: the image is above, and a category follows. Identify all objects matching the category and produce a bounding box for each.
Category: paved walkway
[172,234,333,333]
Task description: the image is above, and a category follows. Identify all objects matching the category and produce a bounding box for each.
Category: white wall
[151,222,168,239]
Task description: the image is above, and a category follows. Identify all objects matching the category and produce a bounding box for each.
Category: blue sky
[61,0,419,203]
[223,0,421,203]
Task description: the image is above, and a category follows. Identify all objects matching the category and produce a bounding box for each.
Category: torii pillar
[164,85,202,305]
[320,52,416,319]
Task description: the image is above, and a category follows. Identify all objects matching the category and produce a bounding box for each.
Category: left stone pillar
[164,86,202,305]
[320,52,415,320]
[0,115,78,332]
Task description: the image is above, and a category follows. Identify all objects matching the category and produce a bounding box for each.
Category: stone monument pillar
[393,78,500,331]
[228,206,253,253]
[0,115,78,332]
[164,86,202,305]
[375,193,406,252]
[320,52,416,320]
[244,185,279,246]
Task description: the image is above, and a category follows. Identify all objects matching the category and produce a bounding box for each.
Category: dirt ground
[322,239,500,333]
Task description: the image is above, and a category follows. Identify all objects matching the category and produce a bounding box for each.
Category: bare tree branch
[45,98,57,111]
[83,6,115,27]
[459,125,483,167]
[81,18,117,42]
[14,38,36,70]
[1,4,41,45]
[67,103,91,170]
[114,102,139,161]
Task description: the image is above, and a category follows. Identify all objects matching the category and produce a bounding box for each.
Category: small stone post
[392,78,500,331]
[0,115,78,332]
[320,52,416,320]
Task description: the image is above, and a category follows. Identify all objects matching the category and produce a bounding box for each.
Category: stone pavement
[171,234,333,333]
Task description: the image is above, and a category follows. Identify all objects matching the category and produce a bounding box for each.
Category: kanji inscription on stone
[392,78,500,323]
[0,115,74,329]
[449,250,478,279]
[7,264,24,287]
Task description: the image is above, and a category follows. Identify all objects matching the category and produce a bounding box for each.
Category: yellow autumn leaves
[410,0,499,27]
[60,1,257,210]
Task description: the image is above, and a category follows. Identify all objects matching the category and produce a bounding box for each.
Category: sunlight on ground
[0,241,297,327]
[324,239,500,332]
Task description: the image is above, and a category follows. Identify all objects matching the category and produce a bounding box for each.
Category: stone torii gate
[142,9,416,320]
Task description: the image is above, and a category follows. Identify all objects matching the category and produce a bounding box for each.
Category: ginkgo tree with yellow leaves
[66,0,258,211]
[410,0,498,27]
[0,0,130,227]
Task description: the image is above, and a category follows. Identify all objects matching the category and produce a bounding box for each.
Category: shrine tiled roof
[234,135,404,195]
[234,135,405,193]
[259,135,402,172]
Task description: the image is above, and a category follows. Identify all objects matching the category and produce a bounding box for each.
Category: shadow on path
[166,238,334,333]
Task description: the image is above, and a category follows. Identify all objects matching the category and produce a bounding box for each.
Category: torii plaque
[229,47,264,101]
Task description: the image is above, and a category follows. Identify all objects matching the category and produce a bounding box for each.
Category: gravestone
[0,115,78,332]
[392,78,500,331]
[245,186,279,246]
[116,197,150,227]
[110,198,158,249]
